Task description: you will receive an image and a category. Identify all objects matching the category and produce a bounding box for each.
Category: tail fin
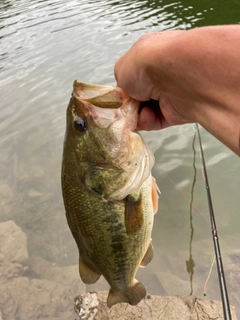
[107,280,146,308]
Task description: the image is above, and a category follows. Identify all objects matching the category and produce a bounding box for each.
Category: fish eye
[74,117,87,132]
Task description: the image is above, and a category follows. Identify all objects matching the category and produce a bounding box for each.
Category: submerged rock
[0,220,28,264]
[0,276,81,319]
[0,220,28,285]
[0,183,14,216]
[0,220,238,319]
[0,221,85,319]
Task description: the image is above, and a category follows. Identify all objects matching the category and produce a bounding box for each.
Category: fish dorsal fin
[125,193,143,235]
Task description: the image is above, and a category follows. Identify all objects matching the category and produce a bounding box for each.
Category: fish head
[66,81,140,165]
[64,81,155,199]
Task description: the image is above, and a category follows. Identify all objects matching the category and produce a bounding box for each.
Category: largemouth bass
[61,81,159,308]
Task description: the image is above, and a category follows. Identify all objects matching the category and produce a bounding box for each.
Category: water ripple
[0,1,240,318]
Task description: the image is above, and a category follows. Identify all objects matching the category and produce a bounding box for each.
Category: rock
[25,256,85,292]
[0,253,26,284]
[0,183,14,216]
[0,221,29,285]
[0,268,85,320]
[0,221,86,319]
[0,183,14,205]
[75,293,99,320]
[74,291,237,320]
[0,220,28,263]
[0,276,77,319]
[0,220,238,319]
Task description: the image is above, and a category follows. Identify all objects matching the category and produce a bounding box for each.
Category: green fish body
[61,81,159,308]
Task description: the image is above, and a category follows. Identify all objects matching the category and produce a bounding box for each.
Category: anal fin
[107,280,146,308]
[79,258,101,284]
[140,241,154,267]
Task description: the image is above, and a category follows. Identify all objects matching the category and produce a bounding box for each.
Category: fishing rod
[196,123,232,320]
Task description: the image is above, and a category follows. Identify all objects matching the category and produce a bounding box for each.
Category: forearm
[152,26,240,155]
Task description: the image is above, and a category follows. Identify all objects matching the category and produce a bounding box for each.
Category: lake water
[0,0,240,319]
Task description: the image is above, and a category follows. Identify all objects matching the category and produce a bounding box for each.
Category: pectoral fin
[152,177,160,214]
[125,193,143,235]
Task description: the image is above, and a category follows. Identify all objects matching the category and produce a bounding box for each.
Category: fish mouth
[72,80,140,130]
[73,80,123,109]
[73,80,158,113]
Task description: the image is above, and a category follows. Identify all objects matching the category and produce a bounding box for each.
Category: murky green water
[1,0,240,319]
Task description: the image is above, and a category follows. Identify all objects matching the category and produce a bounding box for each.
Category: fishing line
[196,123,232,320]
[164,173,211,225]
[163,168,221,300]
[163,168,217,296]
[204,255,216,297]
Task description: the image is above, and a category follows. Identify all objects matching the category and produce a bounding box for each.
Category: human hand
[114,31,194,131]
[115,27,240,156]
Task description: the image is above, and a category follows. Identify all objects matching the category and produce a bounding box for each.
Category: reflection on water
[186,131,197,296]
[0,0,240,319]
